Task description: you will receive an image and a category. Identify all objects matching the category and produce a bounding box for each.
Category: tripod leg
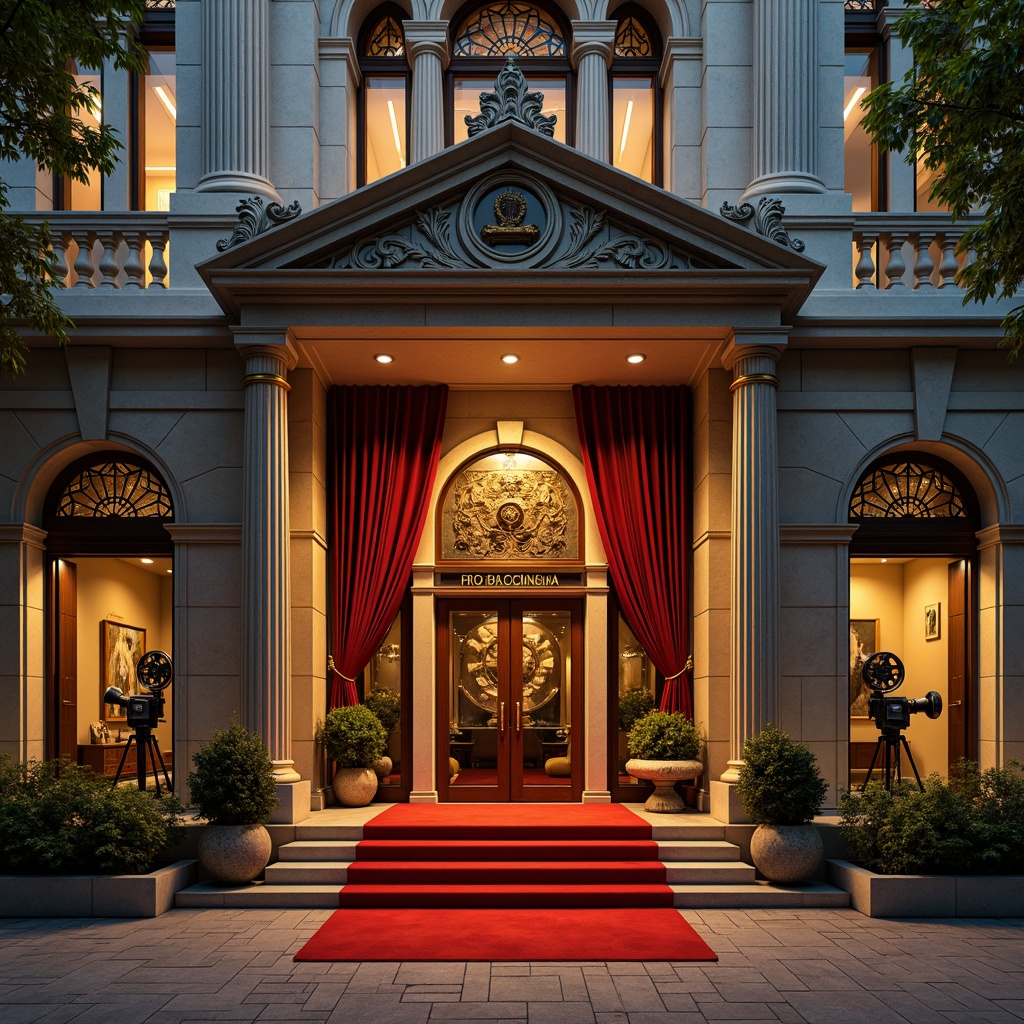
[144,737,162,797]
[901,735,925,791]
[150,735,172,792]
[111,736,135,788]
[861,739,885,791]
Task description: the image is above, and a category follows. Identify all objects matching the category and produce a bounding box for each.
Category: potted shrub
[625,711,703,813]
[322,704,388,806]
[363,686,401,778]
[618,686,655,733]
[737,723,828,884]
[187,724,278,884]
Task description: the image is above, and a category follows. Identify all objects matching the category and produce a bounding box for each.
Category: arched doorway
[847,454,979,787]
[44,454,174,772]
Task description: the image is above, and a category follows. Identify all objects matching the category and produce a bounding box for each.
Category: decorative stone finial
[216,196,302,252]
[465,56,557,138]
[720,196,805,252]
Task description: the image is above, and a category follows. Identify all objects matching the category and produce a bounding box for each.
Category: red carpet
[294,907,718,962]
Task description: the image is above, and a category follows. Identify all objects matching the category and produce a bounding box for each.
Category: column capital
[403,20,450,69]
[721,334,786,373]
[659,37,703,87]
[233,329,299,372]
[571,21,617,69]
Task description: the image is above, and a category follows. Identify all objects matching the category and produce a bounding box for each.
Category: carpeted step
[346,858,666,886]
[338,883,676,909]
[354,839,661,862]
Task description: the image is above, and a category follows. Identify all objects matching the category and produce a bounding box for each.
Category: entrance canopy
[198,120,822,387]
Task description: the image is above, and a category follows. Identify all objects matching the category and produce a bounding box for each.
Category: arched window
[358,5,410,186]
[610,4,661,184]
[448,1,572,146]
[849,460,968,519]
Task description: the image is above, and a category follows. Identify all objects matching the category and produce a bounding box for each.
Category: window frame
[609,3,662,185]
[844,8,887,211]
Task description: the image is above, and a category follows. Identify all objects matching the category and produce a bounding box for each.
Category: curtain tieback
[665,654,695,680]
[327,654,357,683]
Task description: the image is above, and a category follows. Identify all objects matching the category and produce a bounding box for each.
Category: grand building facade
[2,0,1022,822]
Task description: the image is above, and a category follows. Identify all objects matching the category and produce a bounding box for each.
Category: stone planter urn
[333,766,378,807]
[624,759,703,813]
[197,823,272,884]
[371,755,393,779]
[749,824,823,884]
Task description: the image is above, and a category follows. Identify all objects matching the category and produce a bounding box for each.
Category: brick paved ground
[1,908,1022,1024]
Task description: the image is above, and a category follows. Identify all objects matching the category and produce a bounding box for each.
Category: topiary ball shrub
[364,686,401,736]
[187,724,278,825]
[0,755,182,875]
[627,711,702,761]
[322,705,388,768]
[737,724,827,825]
[618,686,656,733]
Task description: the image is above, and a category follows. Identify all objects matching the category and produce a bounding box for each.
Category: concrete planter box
[828,860,1024,918]
[0,860,198,918]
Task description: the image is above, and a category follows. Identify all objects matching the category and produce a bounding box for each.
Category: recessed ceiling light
[140,558,154,564]
[626,353,646,364]
[501,354,519,364]
[166,568,173,574]
[374,353,394,364]
[880,558,888,563]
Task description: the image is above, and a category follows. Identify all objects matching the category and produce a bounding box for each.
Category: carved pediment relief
[291,173,720,273]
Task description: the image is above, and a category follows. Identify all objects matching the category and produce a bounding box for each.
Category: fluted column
[722,342,783,784]
[197,0,279,198]
[572,22,616,162]
[404,21,449,164]
[743,0,825,198]
[237,332,299,783]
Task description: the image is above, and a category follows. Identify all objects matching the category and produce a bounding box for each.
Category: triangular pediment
[199,122,821,319]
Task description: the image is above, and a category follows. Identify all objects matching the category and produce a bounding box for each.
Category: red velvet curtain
[328,385,448,708]
[572,385,692,717]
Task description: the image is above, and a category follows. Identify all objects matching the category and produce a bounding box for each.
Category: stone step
[279,841,359,861]
[176,882,341,909]
[665,862,755,884]
[264,861,351,884]
[658,840,741,861]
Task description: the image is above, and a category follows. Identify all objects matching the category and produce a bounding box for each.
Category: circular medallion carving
[497,501,525,531]
[460,174,559,266]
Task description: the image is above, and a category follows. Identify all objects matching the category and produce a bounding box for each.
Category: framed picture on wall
[849,618,879,718]
[925,603,941,641]
[101,620,146,721]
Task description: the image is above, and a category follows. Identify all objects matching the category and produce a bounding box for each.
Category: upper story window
[611,4,660,184]
[139,47,176,210]
[844,48,878,211]
[449,2,570,145]
[56,61,104,210]
[359,5,409,185]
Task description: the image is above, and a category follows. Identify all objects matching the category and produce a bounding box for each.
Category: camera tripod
[860,726,925,793]
[111,725,172,796]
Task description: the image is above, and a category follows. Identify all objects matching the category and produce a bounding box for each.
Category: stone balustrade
[852,213,980,291]
[23,213,170,290]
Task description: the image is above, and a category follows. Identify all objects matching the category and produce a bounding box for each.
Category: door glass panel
[450,609,501,790]
[616,614,656,788]
[365,613,403,791]
[520,610,571,791]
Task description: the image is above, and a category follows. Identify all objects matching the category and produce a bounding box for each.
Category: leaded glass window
[849,462,967,519]
[365,14,405,57]
[615,15,652,58]
[453,2,566,57]
[55,460,173,518]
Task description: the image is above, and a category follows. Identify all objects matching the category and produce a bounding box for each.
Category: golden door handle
[948,700,963,707]
[500,701,505,734]
[516,701,522,732]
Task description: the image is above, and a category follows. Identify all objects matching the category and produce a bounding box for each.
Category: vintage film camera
[103,650,173,794]
[860,651,942,792]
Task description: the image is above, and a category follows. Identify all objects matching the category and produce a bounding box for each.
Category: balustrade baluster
[149,233,169,288]
[854,233,877,289]
[884,232,908,289]
[122,232,146,288]
[912,232,935,290]
[97,231,121,288]
[50,231,71,287]
[937,233,960,288]
[72,231,97,288]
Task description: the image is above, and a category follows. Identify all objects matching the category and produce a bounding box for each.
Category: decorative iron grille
[844,0,878,10]
[55,461,173,518]
[453,2,565,57]
[145,0,176,9]
[849,462,967,519]
[365,14,405,57]
[615,15,652,58]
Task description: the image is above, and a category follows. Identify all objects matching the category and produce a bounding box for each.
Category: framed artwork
[925,603,941,641]
[101,620,146,721]
[849,619,879,718]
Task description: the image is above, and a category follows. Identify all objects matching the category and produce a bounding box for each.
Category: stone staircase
[175,810,849,910]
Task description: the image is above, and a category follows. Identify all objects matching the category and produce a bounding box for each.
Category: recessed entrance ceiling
[292,328,726,388]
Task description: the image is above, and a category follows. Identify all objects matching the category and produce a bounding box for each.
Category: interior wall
[75,558,172,749]
[850,558,948,778]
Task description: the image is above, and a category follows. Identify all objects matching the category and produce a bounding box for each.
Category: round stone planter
[624,758,703,813]
[371,755,393,779]
[332,766,378,807]
[749,823,823,884]
[197,823,272,884]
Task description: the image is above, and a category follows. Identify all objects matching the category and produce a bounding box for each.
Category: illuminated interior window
[55,460,173,519]
[849,462,967,519]
[453,2,565,57]
[453,76,566,144]
[365,77,408,181]
[142,48,176,210]
[68,63,103,210]
[844,49,876,211]
[612,77,654,181]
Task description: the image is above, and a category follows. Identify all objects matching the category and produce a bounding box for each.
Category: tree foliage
[0,0,145,377]
[861,0,1024,358]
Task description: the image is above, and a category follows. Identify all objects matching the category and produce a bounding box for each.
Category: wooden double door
[437,598,583,802]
